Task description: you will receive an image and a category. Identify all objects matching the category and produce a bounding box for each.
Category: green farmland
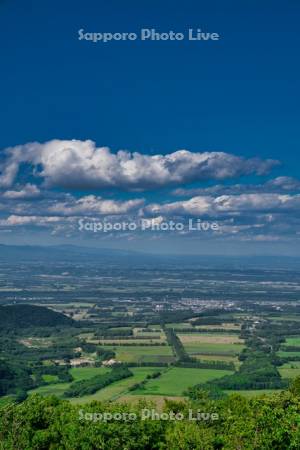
[132,367,234,396]
[105,345,175,363]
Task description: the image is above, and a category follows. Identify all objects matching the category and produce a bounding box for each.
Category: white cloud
[0,139,298,245]
[2,183,41,199]
[172,177,300,197]
[265,176,300,190]
[146,193,300,216]
[0,215,62,226]
[0,139,279,190]
[0,160,19,188]
[48,195,144,216]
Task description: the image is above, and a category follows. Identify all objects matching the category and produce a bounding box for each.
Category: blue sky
[0,0,299,254]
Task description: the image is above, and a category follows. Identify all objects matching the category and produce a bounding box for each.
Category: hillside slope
[0,304,73,328]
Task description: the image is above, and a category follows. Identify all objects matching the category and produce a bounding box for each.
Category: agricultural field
[42,374,59,383]
[70,367,111,381]
[77,332,95,340]
[88,327,166,345]
[29,382,70,398]
[29,367,112,398]
[131,367,234,397]
[28,358,236,405]
[105,345,175,363]
[284,336,300,346]
[193,354,238,362]
[178,333,242,344]
[108,327,132,332]
[193,354,241,368]
[135,331,162,337]
[134,327,166,340]
[277,336,300,358]
[278,350,300,358]
[178,333,245,356]
[70,367,162,404]
[268,315,300,322]
[91,338,166,345]
[195,323,241,331]
[279,362,300,379]
[2,259,300,411]
[165,322,193,329]
[183,343,244,356]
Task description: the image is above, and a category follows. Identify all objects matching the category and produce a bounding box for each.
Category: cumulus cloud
[0,215,62,226]
[265,177,300,190]
[0,160,19,188]
[2,183,41,199]
[1,139,299,244]
[145,193,300,217]
[172,177,300,197]
[48,195,144,216]
[0,139,279,190]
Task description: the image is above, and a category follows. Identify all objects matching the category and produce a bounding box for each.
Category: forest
[1,378,300,449]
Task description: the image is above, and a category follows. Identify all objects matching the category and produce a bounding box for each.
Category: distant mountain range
[0,244,300,268]
[0,244,155,263]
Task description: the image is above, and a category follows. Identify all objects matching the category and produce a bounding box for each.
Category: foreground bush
[1,379,300,449]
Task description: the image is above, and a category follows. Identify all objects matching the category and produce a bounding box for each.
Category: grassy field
[28,367,233,402]
[29,367,164,404]
[278,351,300,358]
[134,328,165,340]
[193,354,238,362]
[121,389,282,404]
[177,333,244,356]
[69,367,110,381]
[165,322,192,329]
[284,336,300,346]
[193,354,241,368]
[134,331,162,337]
[279,361,300,368]
[78,332,95,340]
[92,339,166,345]
[183,342,244,356]
[29,382,70,397]
[42,374,59,383]
[269,315,300,322]
[195,324,241,331]
[25,362,293,405]
[105,345,175,363]
[29,367,111,397]
[69,367,162,404]
[279,362,300,379]
[108,327,132,332]
[43,302,94,309]
[178,333,243,344]
[132,367,233,396]
[149,324,163,329]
